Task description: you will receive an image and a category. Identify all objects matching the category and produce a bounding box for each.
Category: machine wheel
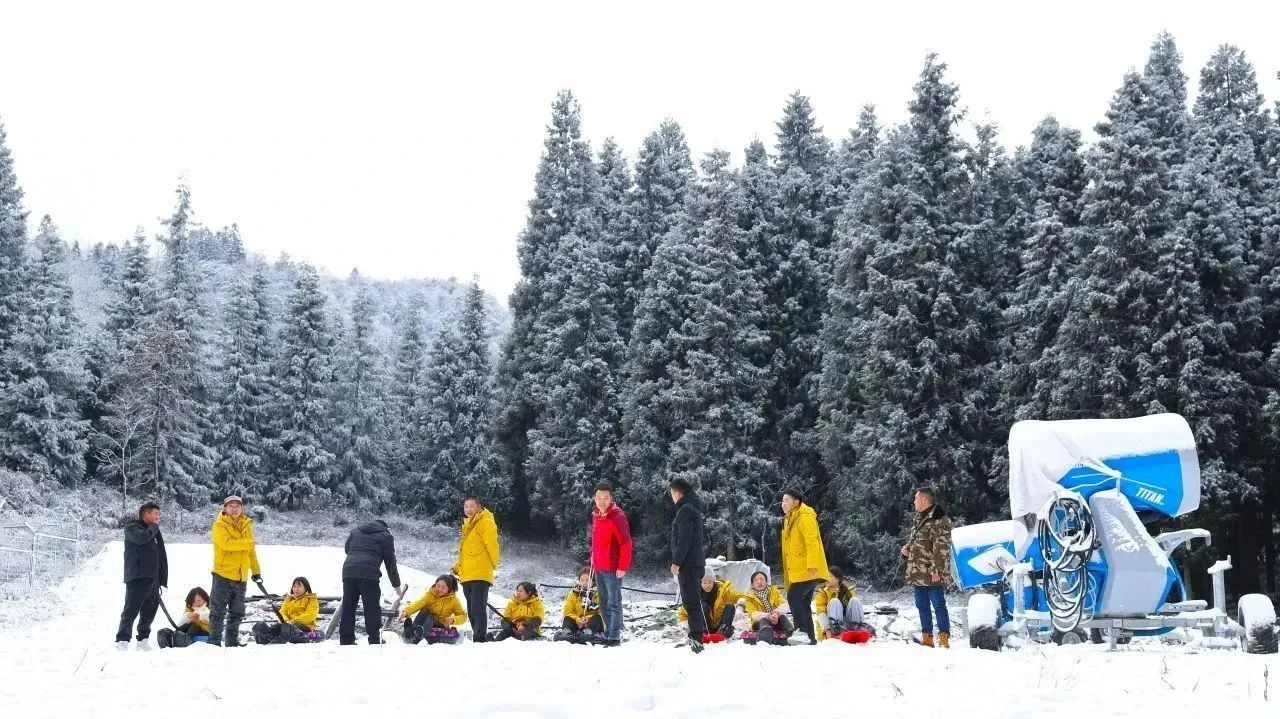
[1052,628,1088,645]
[1238,594,1279,654]
[966,594,1001,651]
[1089,627,1132,646]
[969,625,1001,651]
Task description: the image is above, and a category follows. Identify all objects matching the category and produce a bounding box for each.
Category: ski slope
[0,542,1276,718]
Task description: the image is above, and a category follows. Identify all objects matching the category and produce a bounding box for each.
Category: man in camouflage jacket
[901,487,953,647]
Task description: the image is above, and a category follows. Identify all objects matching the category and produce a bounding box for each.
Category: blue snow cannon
[953,414,1276,652]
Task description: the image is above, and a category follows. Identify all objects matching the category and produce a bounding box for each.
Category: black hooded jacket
[342,520,401,586]
[669,493,706,569]
[123,519,168,586]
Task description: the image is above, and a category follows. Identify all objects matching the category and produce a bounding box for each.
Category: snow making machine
[953,414,1277,652]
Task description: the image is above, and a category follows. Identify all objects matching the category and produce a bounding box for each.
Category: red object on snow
[701,632,726,643]
[839,629,872,644]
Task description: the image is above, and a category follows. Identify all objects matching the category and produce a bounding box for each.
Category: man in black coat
[339,519,404,645]
[668,479,707,642]
[116,501,168,649]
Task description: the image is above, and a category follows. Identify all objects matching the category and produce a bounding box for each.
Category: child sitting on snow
[399,574,467,644]
[157,587,212,648]
[743,571,793,645]
[252,577,320,645]
[815,566,865,639]
[678,567,740,638]
[556,566,604,642]
[492,582,544,641]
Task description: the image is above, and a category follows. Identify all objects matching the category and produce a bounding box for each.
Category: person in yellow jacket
[677,567,740,638]
[399,575,468,644]
[492,582,544,641]
[157,586,212,648]
[451,496,500,643]
[556,566,604,642]
[814,566,865,640]
[780,488,828,645]
[743,571,793,645]
[252,577,320,645]
[209,495,261,647]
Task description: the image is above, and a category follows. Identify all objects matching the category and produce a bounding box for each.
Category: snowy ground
[0,542,1276,718]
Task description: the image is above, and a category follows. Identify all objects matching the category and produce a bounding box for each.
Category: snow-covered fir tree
[413,282,504,521]
[0,217,90,486]
[267,264,337,508]
[0,119,28,380]
[211,262,275,500]
[331,273,391,509]
[497,90,606,532]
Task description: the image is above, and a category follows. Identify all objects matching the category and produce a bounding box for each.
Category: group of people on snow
[116,482,954,650]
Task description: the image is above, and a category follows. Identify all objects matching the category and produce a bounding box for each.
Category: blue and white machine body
[951,414,1273,650]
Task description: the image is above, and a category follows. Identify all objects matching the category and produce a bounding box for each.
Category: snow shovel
[253,577,288,623]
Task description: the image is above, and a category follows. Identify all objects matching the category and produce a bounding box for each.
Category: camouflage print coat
[905,505,953,587]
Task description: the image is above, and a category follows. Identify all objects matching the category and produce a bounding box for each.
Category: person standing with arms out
[668,478,708,646]
[901,487,953,648]
[451,496,499,643]
[209,495,260,647]
[780,488,828,645]
[116,501,168,650]
[590,482,632,647]
[340,519,403,645]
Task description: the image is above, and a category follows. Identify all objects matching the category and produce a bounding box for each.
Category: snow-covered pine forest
[1,32,1278,598]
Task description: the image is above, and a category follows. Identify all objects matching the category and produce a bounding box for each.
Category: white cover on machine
[1008,414,1198,520]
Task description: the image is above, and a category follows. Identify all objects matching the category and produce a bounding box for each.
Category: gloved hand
[252,574,262,584]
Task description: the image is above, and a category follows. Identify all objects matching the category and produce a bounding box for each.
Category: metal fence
[0,520,82,592]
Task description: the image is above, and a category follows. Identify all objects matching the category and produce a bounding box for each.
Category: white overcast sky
[1,0,1277,300]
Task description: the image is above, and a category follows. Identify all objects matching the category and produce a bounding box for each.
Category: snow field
[0,542,1276,718]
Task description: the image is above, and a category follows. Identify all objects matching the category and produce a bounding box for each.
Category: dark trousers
[707,604,737,637]
[913,585,951,634]
[787,579,823,643]
[492,618,541,641]
[560,614,605,634]
[340,577,383,645]
[676,567,707,638]
[177,622,210,638]
[253,621,305,645]
[209,574,247,646]
[116,579,160,642]
[596,571,624,641]
[461,580,490,642]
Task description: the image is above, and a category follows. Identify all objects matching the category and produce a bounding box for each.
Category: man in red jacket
[591,482,632,647]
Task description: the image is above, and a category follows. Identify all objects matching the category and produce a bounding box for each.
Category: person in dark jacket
[339,519,404,645]
[668,479,708,644]
[116,501,168,649]
[590,482,632,647]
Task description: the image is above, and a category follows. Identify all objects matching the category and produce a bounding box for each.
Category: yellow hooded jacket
[211,511,260,583]
[502,595,544,633]
[677,579,740,627]
[780,503,829,587]
[813,582,857,640]
[184,604,211,634]
[562,588,600,625]
[742,585,788,621]
[403,589,468,627]
[280,592,320,630]
[452,508,500,584]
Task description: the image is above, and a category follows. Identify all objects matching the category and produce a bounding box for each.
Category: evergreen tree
[832,104,880,210]
[414,282,504,521]
[388,296,427,505]
[104,231,154,347]
[821,55,991,579]
[767,92,834,502]
[0,120,28,378]
[332,273,391,508]
[268,264,337,508]
[0,217,90,486]
[497,90,604,531]
[597,137,633,316]
[615,119,694,342]
[211,263,275,500]
[526,226,625,544]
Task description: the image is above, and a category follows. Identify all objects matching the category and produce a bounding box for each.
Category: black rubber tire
[969,625,1000,651]
[1245,624,1278,655]
[1051,628,1088,645]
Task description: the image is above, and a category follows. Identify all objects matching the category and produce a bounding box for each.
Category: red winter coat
[591,504,633,573]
